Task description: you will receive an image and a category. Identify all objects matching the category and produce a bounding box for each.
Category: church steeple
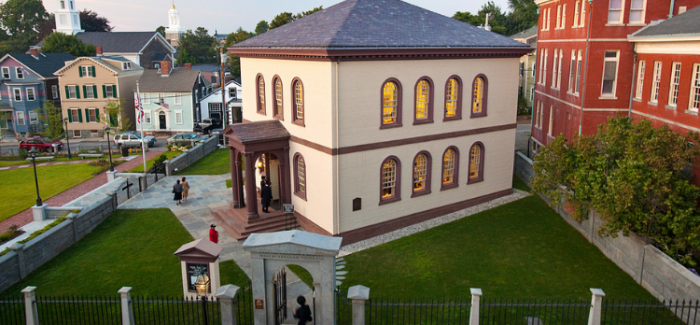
[165,1,186,47]
[55,0,83,35]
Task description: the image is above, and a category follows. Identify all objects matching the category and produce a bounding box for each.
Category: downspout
[628,53,638,118]
[529,8,541,156]
[334,59,340,236]
[579,0,593,137]
[669,0,675,18]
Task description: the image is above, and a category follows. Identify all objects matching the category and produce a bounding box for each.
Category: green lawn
[512,174,531,192]
[179,149,231,175]
[2,209,250,296]
[1,164,102,222]
[127,151,182,173]
[0,155,108,167]
[339,196,655,300]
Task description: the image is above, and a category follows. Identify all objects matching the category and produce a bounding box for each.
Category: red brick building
[531,0,700,155]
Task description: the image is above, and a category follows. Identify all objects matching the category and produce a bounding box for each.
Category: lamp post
[105,126,114,172]
[194,269,210,325]
[29,148,42,206]
[63,118,72,159]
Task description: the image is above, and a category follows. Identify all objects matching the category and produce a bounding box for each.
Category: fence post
[348,285,370,325]
[118,287,135,325]
[22,286,39,325]
[164,160,170,176]
[469,288,482,325]
[215,284,240,325]
[587,288,605,325]
[9,243,26,278]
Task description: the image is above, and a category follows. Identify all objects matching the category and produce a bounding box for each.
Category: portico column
[281,147,291,204]
[230,148,240,208]
[244,152,259,220]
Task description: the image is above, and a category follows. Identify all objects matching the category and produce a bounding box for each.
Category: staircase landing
[211,202,298,241]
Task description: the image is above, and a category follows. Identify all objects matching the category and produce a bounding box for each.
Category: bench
[78,154,103,159]
[26,156,54,162]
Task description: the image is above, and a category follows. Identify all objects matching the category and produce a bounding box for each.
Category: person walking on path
[209,224,219,243]
[173,180,183,205]
[293,296,312,325]
[261,180,272,213]
[181,177,190,202]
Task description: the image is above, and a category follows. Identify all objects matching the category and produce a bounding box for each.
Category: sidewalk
[0,150,161,232]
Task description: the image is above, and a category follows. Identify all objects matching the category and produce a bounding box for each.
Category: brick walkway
[0,151,161,232]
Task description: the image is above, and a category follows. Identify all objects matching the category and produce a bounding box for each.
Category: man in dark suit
[261,180,273,213]
[260,176,266,190]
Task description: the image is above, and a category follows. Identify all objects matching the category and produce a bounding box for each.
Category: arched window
[471,75,488,117]
[380,79,402,128]
[412,151,432,196]
[292,78,304,126]
[468,142,485,183]
[441,147,459,189]
[414,78,433,124]
[380,156,401,204]
[294,153,306,200]
[273,76,283,119]
[444,76,462,120]
[256,74,265,115]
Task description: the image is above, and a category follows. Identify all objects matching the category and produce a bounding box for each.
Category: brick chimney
[160,60,171,77]
[184,63,192,70]
[96,46,103,56]
[29,46,40,58]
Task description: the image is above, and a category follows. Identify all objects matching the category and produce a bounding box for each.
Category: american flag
[159,101,169,109]
[134,94,144,123]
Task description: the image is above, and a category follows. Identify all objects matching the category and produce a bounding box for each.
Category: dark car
[20,137,64,153]
[166,133,208,146]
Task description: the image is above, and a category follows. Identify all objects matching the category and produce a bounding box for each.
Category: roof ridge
[325,0,360,47]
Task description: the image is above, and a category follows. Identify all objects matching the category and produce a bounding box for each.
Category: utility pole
[220,40,228,146]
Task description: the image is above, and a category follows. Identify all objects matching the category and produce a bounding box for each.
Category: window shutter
[75,86,80,99]
[65,86,70,99]
[102,85,106,98]
[92,85,97,98]
[112,85,117,97]
[77,109,83,122]
[109,114,115,126]
[95,109,100,122]
[82,85,87,98]
[68,109,73,122]
[78,67,83,77]
[91,66,96,77]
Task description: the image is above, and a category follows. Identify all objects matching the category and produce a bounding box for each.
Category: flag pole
[137,81,147,173]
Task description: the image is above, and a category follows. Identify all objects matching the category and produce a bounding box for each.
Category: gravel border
[338,189,531,257]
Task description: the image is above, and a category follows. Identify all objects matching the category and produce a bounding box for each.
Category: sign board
[283,204,294,214]
[186,263,209,292]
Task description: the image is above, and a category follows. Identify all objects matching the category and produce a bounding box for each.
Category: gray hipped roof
[8,53,75,78]
[137,68,201,92]
[75,32,162,53]
[633,5,700,38]
[234,0,529,50]
[510,26,538,40]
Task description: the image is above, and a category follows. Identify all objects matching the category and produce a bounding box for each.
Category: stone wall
[514,151,700,304]
[0,195,117,293]
[165,136,219,176]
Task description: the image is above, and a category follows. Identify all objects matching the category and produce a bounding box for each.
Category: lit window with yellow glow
[469,144,482,181]
[275,78,282,116]
[413,154,427,191]
[415,80,429,120]
[294,81,303,121]
[382,159,397,198]
[383,82,397,124]
[472,77,484,114]
[445,78,458,118]
[257,76,265,112]
[443,149,455,184]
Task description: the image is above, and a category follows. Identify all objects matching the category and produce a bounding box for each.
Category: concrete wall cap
[9,242,24,250]
[118,287,132,294]
[347,285,370,300]
[21,286,37,293]
[215,284,240,298]
[470,288,483,296]
[590,288,606,296]
[243,230,342,255]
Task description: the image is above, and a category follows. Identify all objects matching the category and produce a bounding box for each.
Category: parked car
[113,133,156,148]
[166,133,208,146]
[19,137,64,153]
[196,118,221,134]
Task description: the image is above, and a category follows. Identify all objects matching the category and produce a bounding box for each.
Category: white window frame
[543,49,548,87]
[557,49,563,89]
[562,4,567,29]
[538,50,544,84]
[668,62,681,107]
[16,111,25,126]
[87,108,98,123]
[67,85,77,99]
[26,87,36,101]
[551,50,558,89]
[629,0,646,24]
[568,50,576,93]
[15,67,23,79]
[105,85,115,98]
[122,62,131,70]
[534,101,539,128]
[1,67,9,79]
[70,109,79,123]
[556,5,562,29]
[650,61,662,104]
[175,111,183,124]
[80,66,94,77]
[574,1,580,28]
[142,93,150,104]
[575,50,583,95]
[85,85,95,99]
[175,93,182,105]
[158,93,165,103]
[546,8,551,30]
[580,0,586,27]
[52,85,58,99]
[600,51,620,97]
[29,111,38,125]
[144,112,152,124]
[608,0,624,24]
[635,60,645,100]
[548,106,554,136]
[13,88,22,101]
[539,102,544,129]
[73,130,81,137]
[690,64,700,113]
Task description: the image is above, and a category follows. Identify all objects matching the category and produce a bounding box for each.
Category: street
[0,138,170,155]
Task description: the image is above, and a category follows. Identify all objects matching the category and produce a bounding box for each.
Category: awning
[0,104,14,112]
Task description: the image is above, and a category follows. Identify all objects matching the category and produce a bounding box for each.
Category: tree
[269,6,323,30]
[0,0,50,56]
[453,0,537,36]
[36,101,63,139]
[178,27,217,64]
[506,0,538,35]
[42,32,96,57]
[453,1,507,35]
[103,99,131,133]
[79,9,113,32]
[530,117,700,266]
[223,28,252,79]
[255,20,269,35]
[156,26,165,37]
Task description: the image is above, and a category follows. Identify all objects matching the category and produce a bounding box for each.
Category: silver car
[113,133,156,148]
[166,133,208,146]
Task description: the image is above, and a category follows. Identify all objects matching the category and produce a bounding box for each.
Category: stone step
[211,208,299,241]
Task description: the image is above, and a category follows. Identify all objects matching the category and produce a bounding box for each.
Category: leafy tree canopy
[531,117,700,266]
[453,1,507,35]
[506,0,539,34]
[103,99,131,133]
[453,0,538,36]
[156,26,165,37]
[42,32,96,57]
[79,9,113,32]
[178,27,217,64]
[37,101,63,139]
[255,20,269,35]
[223,27,252,79]
[0,0,50,56]
[269,6,323,30]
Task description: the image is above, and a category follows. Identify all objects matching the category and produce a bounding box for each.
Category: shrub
[18,216,67,244]
[94,146,102,154]
[18,148,28,160]
[166,143,173,150]
[0,225,22,242]
[0,248,9,257]
[185,145,192,150]
[153,154,168,167]
[79,148,89,154]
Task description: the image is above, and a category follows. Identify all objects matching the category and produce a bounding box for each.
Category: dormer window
[60,1,65,9]
[16,67,24,79]
[122,62,132,70]
[229,88,237,99]
[79,66,95,77]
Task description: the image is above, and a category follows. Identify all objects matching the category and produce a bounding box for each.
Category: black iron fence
[366,298,472,325]
[601,299,700,325]
[480,298,590,325]
[35,295,122,325]
[0,295,25,325]
[131,295,220,325]
[235,282,254,325]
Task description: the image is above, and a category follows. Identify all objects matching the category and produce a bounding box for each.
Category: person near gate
[209,224,219,243]
[172,180,183,205]
[181,177,190,202]
[261,180,272,213]
[293,295,312,325]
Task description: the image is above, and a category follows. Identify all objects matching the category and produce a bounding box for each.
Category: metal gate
[273,267,287,325]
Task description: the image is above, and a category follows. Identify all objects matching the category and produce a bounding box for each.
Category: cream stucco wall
[289,141,335,234]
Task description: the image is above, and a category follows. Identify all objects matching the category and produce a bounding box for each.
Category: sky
[42,0,512,34]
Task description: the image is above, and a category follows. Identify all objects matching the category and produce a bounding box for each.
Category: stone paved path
[0,151,161,232]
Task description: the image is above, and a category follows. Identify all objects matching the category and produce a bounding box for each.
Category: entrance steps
[211,204,299,240]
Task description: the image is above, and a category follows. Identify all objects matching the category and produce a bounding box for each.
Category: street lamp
[105,126,114,172]
[29,148,42,206]
[63,118,72,159]
[194,269,210,325]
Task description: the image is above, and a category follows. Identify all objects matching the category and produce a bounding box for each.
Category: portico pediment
[242,230,342,256]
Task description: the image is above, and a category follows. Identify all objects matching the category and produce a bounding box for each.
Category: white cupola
[55,0,84,35]
[165,2,186,47]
